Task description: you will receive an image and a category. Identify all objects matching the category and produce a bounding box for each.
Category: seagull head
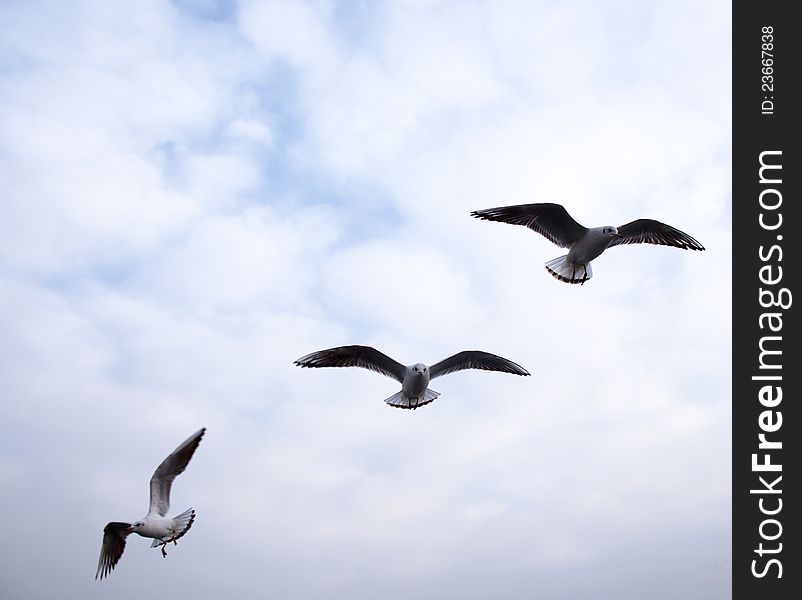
[129,521,144,533]
[411,364,428,375]
[603,226,622,239]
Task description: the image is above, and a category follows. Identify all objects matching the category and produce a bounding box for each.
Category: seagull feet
[159,529,178,558]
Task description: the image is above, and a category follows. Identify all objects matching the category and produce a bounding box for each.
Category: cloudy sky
[0,1,730,598]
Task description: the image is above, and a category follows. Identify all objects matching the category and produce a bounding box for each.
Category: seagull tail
[384,388,440,410]
[151,508,195,548]
[545,255,593,285]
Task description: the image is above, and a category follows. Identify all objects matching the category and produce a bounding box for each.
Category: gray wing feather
[471,203,588,248]
[148,428,206,517]
[95,522,131,580]
[429,351,530,379]
[294,345,407,383]
[609,219,705,250]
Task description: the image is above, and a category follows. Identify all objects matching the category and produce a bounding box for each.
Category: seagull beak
[613,233,623,239]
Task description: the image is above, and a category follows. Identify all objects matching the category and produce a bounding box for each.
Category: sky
[0,1,731,598]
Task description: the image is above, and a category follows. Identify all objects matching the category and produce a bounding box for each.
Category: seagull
[95,427,206,580]
[471,202,705,284]
[294,345,530,409]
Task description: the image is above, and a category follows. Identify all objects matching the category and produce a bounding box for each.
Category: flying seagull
[95,427,206,580]
[471,202,704,284]
[294,345,530,409]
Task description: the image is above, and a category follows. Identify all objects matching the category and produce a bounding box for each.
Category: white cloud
[239,0,340,75]
[0,1,730,598]
[225,118,274,144]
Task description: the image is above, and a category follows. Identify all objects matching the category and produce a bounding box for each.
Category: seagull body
[471,203,705,284]
[96,428,206,580]
[295,345,530,409]
[401,363,431,401]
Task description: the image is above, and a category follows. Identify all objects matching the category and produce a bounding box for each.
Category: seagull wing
[471,203,588,248]
[294,345,406,383]
[148,428,206,517]
[429,351,530,380]
[95,522,131,580]
[609,219,705,250]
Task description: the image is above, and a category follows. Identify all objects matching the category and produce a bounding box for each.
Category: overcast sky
[0,1,731,598]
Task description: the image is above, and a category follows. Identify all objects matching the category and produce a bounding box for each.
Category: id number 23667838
[761,26,774,115]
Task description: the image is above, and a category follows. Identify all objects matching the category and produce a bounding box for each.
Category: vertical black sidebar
[733,1,799,599]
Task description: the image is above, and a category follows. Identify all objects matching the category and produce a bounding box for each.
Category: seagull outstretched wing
[294,345,407,383]
[430,351,530,379]
[471,203,588,248]
[149,428,206,517]
[608,219,705,250]
[96,522,132,580]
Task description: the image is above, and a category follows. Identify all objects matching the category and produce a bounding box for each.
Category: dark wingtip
[294,357,311,367]
[188,428,206,447]
[680,240,705,251]
[511,364,531,376]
